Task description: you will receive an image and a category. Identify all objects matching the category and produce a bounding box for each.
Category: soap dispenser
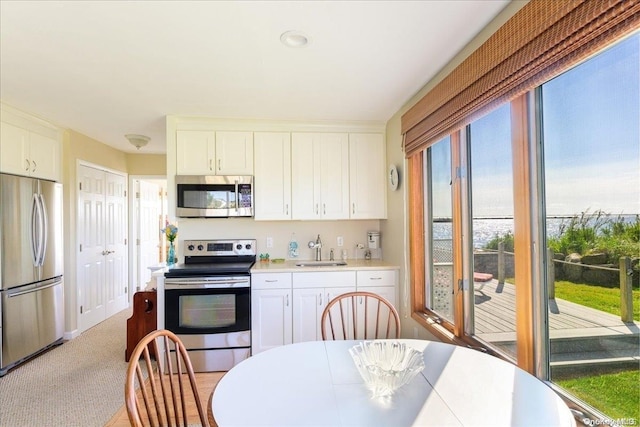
[288,233,299,258]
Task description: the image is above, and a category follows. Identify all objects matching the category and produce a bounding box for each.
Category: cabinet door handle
[315,204,319,215]
[25,159,30,171]
[218,159,221,171]
[370,277,382,280]
[352,203,355,214]
[285,204,289,215]
[286,294,289,306]
[319,293,322,305]
[265,279,278,283]
[209,159,213,170]
[323,204,326,215]
[32,160,37,172]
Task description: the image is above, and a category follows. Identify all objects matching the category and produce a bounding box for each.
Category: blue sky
[435,32,640,219]
[542,33,639,216]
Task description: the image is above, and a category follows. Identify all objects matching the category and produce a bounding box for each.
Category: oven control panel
[183,239,256,256]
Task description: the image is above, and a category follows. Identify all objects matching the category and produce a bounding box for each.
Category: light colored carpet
[0,308,132,427]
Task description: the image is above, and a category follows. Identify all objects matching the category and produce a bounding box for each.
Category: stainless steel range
[164,239,255,372]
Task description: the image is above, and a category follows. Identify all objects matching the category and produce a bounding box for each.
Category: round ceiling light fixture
[125,134,150,150]
[280,30,310,48]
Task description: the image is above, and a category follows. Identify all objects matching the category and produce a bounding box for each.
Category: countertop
[250,259,399,273]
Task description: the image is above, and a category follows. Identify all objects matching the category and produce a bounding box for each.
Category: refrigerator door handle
[30,193,40,267]
[7,280,62,298]
[38,194,48,266]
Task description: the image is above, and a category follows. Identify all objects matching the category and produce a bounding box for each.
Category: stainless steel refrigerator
[0,173,64,376]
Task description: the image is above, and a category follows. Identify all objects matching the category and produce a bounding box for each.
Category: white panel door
[292,287,324,343]
[254,132,291,220]
[349,133,386,219]
[104,172,128,317]
[29,132,60,182]
[78,165,128,332]
[0,121,29,176]
[292,286,355,342]
[176,130,215,174]
[251,288,292,354]
[291,133,321,219]
[291,133,348,220]
[137,180,161,289]
[78,165,107,331]
[319,133,349,219]
[215,131,254,175]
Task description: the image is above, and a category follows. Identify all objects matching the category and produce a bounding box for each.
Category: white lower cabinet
[252,268,398,352]
[251,273,292,355]
[356,270,398,338]
[292,271,356,343]
[356,270,397,306]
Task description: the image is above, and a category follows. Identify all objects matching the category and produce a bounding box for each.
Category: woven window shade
[401,0,640,157]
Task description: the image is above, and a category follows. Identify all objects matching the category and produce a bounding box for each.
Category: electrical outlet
[266,237,273,248]
[337,236,343,247]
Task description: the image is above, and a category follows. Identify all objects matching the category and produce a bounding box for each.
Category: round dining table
[211,339,575,426]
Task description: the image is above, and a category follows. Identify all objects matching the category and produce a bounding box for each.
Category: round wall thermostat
[388,164,399,191]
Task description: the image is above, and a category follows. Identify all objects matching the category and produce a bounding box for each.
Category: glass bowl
[349,341,425,397]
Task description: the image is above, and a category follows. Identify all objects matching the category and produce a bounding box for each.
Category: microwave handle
[234,179,239,213]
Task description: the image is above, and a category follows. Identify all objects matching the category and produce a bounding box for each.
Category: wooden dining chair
[321,291,401,340]
[125,329,208,427]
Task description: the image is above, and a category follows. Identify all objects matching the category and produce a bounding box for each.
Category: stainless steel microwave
[176,175,254,218]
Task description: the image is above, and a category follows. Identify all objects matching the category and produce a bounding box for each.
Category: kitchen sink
[295,261,348,267]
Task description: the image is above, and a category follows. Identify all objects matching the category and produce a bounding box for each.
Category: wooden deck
[473,279,640,343]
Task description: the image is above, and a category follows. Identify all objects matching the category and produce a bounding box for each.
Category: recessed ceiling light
[280,30,309,48]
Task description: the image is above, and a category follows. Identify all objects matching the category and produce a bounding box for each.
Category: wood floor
[473,279,640,342]
[104,371,225,427]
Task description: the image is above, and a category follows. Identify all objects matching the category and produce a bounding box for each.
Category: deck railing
[436,240,635,322]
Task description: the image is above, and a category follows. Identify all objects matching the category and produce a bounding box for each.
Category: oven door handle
[165,279,250,289]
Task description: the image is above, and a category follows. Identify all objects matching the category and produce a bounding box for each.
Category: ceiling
[0,1,510,154]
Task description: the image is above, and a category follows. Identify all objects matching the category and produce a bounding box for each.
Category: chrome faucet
[308,234,323,261]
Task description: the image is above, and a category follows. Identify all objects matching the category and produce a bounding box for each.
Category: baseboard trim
[64,329,80,340]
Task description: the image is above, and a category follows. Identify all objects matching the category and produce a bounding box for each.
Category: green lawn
[554,281,639,419]
[556,370,640,421]
[554,280,640,321]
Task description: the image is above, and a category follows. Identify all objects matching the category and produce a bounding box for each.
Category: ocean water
[433,215,638,249]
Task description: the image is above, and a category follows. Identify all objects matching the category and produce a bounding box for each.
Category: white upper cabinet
[0,120,60,182]
[215,131,253,175]
[254,132,291,220]
[349,133,387,219]
[291,133,349,220]
[176,130,253,175]
[176,130,216,174]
